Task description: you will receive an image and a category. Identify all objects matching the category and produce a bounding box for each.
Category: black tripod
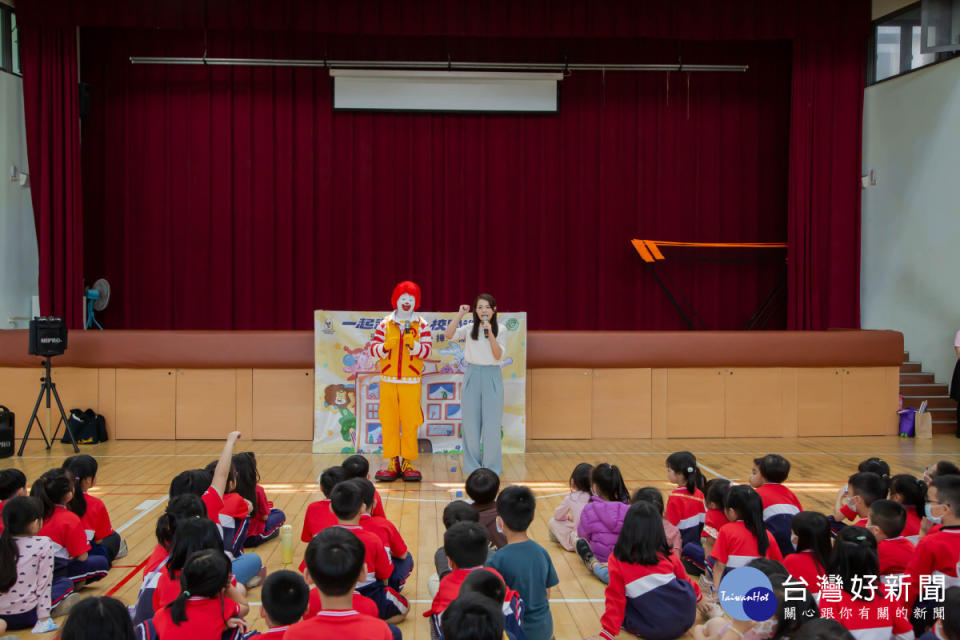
[18,357,79,456]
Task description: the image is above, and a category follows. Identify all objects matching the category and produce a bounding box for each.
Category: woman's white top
[954,330,960,347]
[451,322,507,366]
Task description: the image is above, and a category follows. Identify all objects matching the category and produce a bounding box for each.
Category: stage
[0,329,903,443]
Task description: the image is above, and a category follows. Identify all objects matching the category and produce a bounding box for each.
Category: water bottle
[280,524,293,564]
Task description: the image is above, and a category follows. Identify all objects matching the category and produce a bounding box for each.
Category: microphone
[481,315,489,338]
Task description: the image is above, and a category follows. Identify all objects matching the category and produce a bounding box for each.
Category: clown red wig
[391,281,421,310]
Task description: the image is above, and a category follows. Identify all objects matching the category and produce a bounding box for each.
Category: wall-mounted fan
[83,279,111,330]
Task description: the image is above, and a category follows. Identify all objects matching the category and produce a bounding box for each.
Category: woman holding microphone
[444,294,507,476]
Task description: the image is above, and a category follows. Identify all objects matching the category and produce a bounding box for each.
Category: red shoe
[400,459,422,482]
[375,457,401,482]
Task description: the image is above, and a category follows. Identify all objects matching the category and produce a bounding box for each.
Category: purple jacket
[577,496,629,562]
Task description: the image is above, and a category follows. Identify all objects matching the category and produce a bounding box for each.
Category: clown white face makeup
[395,293,416,320]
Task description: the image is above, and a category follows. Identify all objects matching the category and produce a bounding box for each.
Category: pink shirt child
[548,490,591,551]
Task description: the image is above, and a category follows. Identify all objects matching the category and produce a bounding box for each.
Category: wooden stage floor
[5,435,959,639]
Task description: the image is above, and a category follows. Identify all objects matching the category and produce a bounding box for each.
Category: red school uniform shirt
[301,500,337,542]
[371,489,385,519]
[665,488,706,530]
[341,524,392,586]
[907,526,960,590]
[783,550,826,595]
[359,513,408,557]
[902,510,922,540]
[702,508,729,540]
[425,566,511,617]
[878,536,916,576]
[306,588,378,619]
[710,520,783,568]
[248,485,272,537]
[39,504,90,559]
[755,483,802,515]
[202,486,225,521]
[251,626,290,639]
[221,493,249,519]
[0,499,6,535]
[143,543,169,578]
[285,610,392,640]
[152,595,242,640]
[80,494,114,542]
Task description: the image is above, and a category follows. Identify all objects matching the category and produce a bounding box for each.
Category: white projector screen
[330,70,562,113]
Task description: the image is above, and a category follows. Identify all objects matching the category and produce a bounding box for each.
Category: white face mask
[791,535,799,550]
[751,618,777,640]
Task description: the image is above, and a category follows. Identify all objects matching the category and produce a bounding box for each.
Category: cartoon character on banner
[342,345,378,381]
[365,281,432,482]
[323,384,357,452]
[437,341,467,374]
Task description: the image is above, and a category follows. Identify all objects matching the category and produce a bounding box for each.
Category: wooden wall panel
[591,369,652,438]
[252,369,314,440]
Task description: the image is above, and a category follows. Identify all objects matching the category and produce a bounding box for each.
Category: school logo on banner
[313,310,527,455]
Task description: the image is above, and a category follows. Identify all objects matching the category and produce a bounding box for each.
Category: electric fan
[83,278,111,330]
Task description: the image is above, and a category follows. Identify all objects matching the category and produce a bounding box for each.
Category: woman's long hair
[62,455,98,518]
[0,496,42,592]
[725,485,769,557]
[470,294,499,341]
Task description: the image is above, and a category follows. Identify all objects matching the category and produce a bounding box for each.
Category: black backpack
[0,405,13,458]
[62,409,108,445]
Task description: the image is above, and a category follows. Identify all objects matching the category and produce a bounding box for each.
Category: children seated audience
[832,471,887,530]
[710,485,782,592]
[441,593,504,640]
[0,496,75,632]
[329,480,408,623]
[576,463,630,583]
[62,455,126,562]
[631,487,682,553]
[594,501,703,640]
[431,500,484,596]
[918,585,960,640]
[233,452,285,547]
[487,485,558,640]
[60,596,136,640]
[465,468,506,550]
[343,454,387,518]
[682,478,731,579]
[782,511,831,597]
[889,473,926,543]
[0,469,28,535]
[247,570,310,638]
[867,499,915,577]
[457,568,523,640]
[286,527,393,640]
[301,466,349,543]
[355,478,414,592]
[749,454,802,557]
[548,462,593,552]
[665,452,707,548]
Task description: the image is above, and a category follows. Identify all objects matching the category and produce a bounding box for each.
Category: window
[0,3,19,76]
[867,2,957,85]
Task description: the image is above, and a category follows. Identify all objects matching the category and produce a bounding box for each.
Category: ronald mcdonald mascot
[367,281,432,482]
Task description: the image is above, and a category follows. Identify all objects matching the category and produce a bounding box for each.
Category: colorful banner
[314,310,527,455]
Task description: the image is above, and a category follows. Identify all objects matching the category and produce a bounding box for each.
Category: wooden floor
[4,435,960,639]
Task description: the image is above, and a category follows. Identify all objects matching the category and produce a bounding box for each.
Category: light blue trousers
[461,364,504,476]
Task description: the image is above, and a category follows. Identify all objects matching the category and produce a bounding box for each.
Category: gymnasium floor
[5,435,959,639]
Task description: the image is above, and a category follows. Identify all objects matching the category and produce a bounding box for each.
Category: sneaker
[246,567,267,589]
[400,459,422,482]
[375,457,401,482]
[51,592,81,618]
[115,537,128,560]
[575,538,596,570]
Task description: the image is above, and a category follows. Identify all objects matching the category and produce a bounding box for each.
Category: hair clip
[687,467,694,473]
[855,535,866,541]
[183,590,191,597]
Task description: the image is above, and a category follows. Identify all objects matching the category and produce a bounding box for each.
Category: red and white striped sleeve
[412,318,432,359]
[367,318,388,359]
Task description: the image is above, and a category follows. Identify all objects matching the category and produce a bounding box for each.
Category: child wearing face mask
[908,475,960,636]
[831,472,886,532]
[443,294,507,477]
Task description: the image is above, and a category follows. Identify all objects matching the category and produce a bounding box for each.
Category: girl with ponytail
[152,549,248,640]
[710,485,782,593]
[0,497,76,631]
[31,469,109,588]
[665,451,707,548]
[889,474,926,542]
[826,527,912,638]
[782,511,831,596]
[575,464,630,583]
[62,455,126,562]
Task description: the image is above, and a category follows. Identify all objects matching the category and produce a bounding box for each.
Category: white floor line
[115,496,168,534]
[697,463,731,481]
[380,491,569,504]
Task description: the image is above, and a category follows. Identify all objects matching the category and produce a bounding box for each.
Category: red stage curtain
[17,0,870,330]
[19,25,84,328]
[79,34,790,330]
